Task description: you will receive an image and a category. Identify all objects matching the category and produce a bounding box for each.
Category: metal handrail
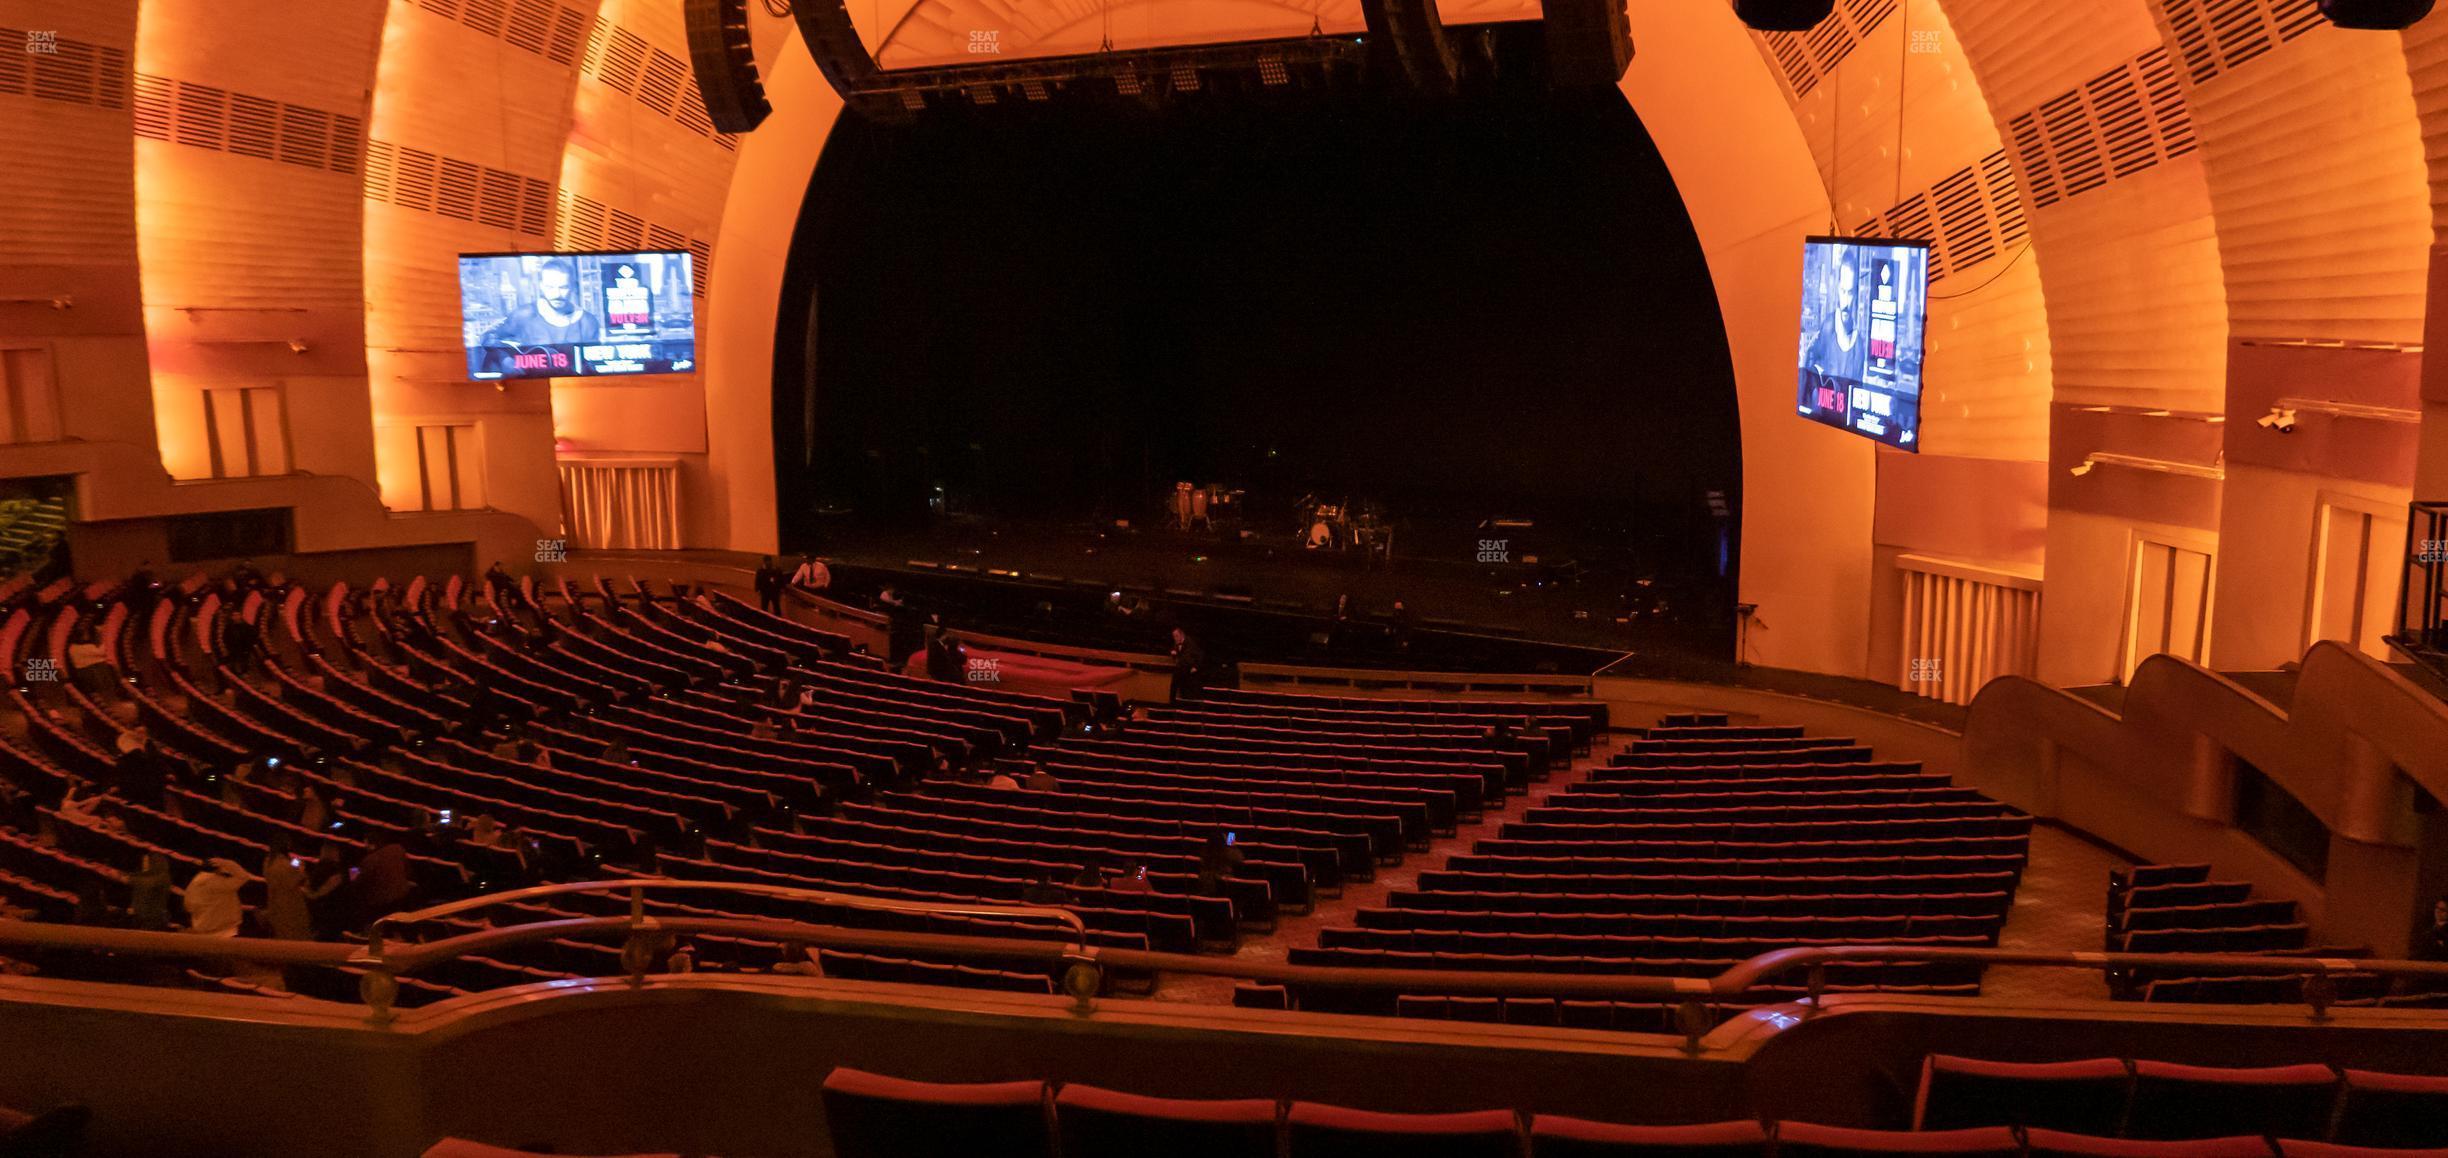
[9,879,2448,1043]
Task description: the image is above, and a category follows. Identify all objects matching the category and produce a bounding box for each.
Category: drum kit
[1167,482,1391,564]
[1298,495,1393,564]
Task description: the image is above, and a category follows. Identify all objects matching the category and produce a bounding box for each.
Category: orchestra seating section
[2101,864,2438,1009]
[0,568,1599,1005]
[806,1061,2448,1157]
[1276,712,2030,1019]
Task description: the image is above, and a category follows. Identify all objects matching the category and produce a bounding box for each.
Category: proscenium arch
[703,2,1870,675]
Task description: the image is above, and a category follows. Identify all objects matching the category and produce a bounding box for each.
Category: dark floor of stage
[810,519,1728,666]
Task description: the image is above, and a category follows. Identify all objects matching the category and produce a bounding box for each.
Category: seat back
[2125,1062,2337,1142]
[1914,1055,2131,1134]
[418,1143,680,1158]
[2332,1068,2448,1148]
[0,1105,92,1158]
[819,1068,1050,1158]
[1285,1103,1521,1158]
[1055,1085,1277,1158]
[1528,1115,1768,1157]
[1774,1123,2019,1156]
[2022,1129,2275,1157]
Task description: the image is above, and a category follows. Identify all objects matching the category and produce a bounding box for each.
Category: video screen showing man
[459,250,696,381]
[1794,237,1929,451]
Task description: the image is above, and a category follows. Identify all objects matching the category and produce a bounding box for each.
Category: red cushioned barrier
[1055,1085,1278,1158]
[2022,1130,2276,1157]
[1285,1103,1522,1158]
[1774,1123,2020,1157]
[1528,1115,1769,1156]
[820,1068,1050,1158]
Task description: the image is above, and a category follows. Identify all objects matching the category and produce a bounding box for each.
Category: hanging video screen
[1794,236,1928,451]
[459,250,697,381]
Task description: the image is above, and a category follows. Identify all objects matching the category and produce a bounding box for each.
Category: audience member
[351,839,414,930]
[789,554,830,593]
[1107,861,1153,894]
[754,556,787,613]
[260,837,312,941]
[126,853,174,932]
[65,626,111,694]
[1023,767,1059,793]
[984,768,1021,791]
[1169,627,1205,700]
[221,612,263,676]
[182,858,249,938]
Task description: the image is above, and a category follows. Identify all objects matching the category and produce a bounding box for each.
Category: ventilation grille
[1754,0,1900,98]
[553,190,714,297]
[1854,149,2028,286]
[2003,48,2196,211]
[0,29,128,110]
[2159,0,2324,85]
[130,73,362,174]
[416,0,592,67]
[581,21,739,151]
[364,139,553,237]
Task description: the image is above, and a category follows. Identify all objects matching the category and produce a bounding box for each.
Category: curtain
[1898,557,2043,706]
[558,458,680,549]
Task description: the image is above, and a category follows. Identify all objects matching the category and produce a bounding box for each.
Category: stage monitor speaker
[2317,0,2434,27]
[684,0,773,133]
[1543,0,1632,86]
[1735,0,1836,32]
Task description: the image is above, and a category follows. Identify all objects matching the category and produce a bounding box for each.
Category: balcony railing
[5,880,2448,1052]
[2390,500,2448,691]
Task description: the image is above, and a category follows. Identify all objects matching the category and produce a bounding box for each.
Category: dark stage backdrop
[776,84,1741,593]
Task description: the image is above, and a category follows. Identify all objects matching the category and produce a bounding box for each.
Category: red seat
[2125,1062,2338,1141]
[1914,1055,2131,1134]
[420,1143,682,1158]
[2023,1130,2276,1157]
[819,1068,1050,1158]
[2333,1068,2448,1148]
[1773,1123,2019,1157]
[1054,1084,1277,1158]
[1529,1115,1768,1156]
[1285,1103,1521,1158]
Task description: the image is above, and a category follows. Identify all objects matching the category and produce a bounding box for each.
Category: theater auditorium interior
[11,0,2448,1153]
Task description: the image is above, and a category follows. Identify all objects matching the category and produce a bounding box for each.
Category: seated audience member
[351,840,414,929]
[1024,767,1059,793]
[1070,864,1108,890]
[260,837,312,942]
[1022,870,1066,907]
[483,561,524,610]
[1108,861,1153,894]
[65,626,112,694]
[221,612,263,675]
[183,859,250,938]
[985,768,1021,791]
[749,716,780,742]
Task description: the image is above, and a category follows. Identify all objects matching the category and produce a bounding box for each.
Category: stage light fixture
[2317,0,2435,29]
[2257,408,2298,434]
[1735,0,1836,32]
[2068,459,2096,478]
